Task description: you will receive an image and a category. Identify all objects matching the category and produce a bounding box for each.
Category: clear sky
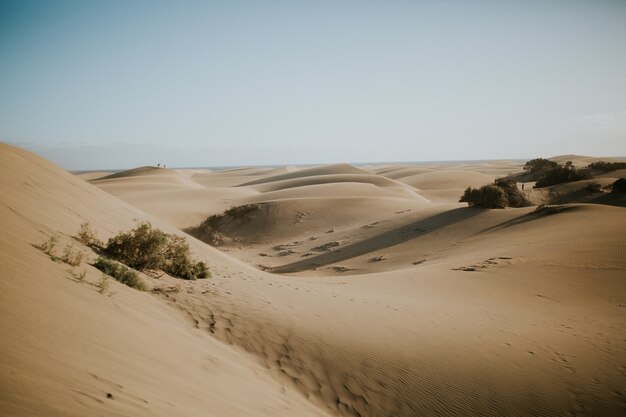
[1,0,625,169]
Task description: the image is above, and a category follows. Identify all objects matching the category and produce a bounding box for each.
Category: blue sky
[1,0,625,169]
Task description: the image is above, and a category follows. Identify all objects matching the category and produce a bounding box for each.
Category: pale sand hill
[89,155,625,416]
[240,163,370,186]
[0,144,332,417]
[3,144,626,416]
[75,171,115,181]
[399,170,495,190]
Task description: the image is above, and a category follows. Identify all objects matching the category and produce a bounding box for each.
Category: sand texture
[2,143,626,416]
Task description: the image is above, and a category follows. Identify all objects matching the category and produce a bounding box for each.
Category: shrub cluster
[460,179,531,209]
[77,222,103,248]
[587,161,626,172]
[523,158,558,175]
[612,178,626,193]
[103,223,209,280]
[460,184,508,209]
[93,257,146,291]
[534,162,591,188]
[495,178,532,208]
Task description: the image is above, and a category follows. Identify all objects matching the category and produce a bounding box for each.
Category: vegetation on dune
[460,179,531,209]
[190,203,262,246]
[533,161,592,188]
[587,161,626,172]
[35,234,59,256]
[585,182,603,193]
[35,235,85,266]
[522,158,591,188]
[611,178,626,193]
[93,257,147,291]
[103,222,209,280]
[460,184,508,209]
[76,221,103,248]
[523,158,559,175]
[61,244,84,266]
[494,178,532,207]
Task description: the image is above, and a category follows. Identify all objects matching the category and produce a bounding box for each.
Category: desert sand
[2,143,625,416]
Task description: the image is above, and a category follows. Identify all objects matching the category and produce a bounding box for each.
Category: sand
[1,143,625,416]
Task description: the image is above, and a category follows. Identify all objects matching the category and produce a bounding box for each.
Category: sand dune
[399,169,494,190]
[376,166,435,179]
[239,163,370,187]
[246,173,409,192]
[0,144,331,417]
[3,143,626,416]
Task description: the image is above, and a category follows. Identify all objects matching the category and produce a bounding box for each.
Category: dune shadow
[476,205,580,235]
[270,207,484,273]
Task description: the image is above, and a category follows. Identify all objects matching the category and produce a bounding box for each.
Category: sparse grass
[62,244,84,266]
[460,185,508,209]
[35,234,59,255]
[93,257,147,291]
[97,274,110,294]
[190,204,262,246]
[67,268,87,282]
[77,222,103,247]
[587,161,626,172]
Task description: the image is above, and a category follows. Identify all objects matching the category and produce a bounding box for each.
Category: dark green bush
[534,165,591,188]
[102,223,209,280]
[612,178,626,193]
[585,182,603,193]
[523,158,558,174]
[93,257,146,290]
[495,178,532,207]
[460,184,508,209]
[587,161,626,172]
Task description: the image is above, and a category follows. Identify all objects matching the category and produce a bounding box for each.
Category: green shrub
[611,178,626,193]
[460,184,508,209]
[587,161,626,172]
[161,235,210,280]
[534,165,591,188]
[102,223,209,280]
[93,257,146,290]
[495,178,532,207]
[523,158,558,174]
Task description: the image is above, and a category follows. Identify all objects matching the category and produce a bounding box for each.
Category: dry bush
[35,234,59,255]
[77,222,103,247]
[62,244,84,266]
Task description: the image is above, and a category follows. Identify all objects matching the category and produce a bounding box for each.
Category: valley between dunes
[1,143,625,416]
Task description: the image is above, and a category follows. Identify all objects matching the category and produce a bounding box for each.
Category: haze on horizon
[1,0,625,170]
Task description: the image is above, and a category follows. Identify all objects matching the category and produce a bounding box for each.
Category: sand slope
[0,144,331,417]
[3,144,626,416]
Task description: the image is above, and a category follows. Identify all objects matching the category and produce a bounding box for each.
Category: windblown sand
[2,143,625,416]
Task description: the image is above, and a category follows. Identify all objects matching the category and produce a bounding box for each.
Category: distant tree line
[587,161,626,172]
[523,158,591,188]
